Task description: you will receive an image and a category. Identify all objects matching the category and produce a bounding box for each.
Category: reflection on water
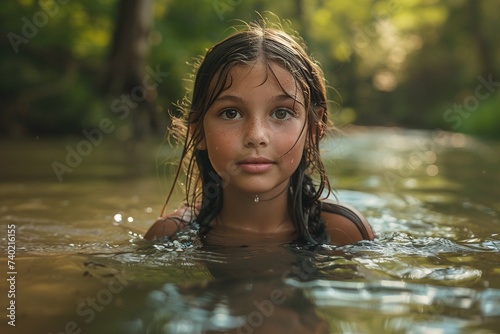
[0,127,499,333]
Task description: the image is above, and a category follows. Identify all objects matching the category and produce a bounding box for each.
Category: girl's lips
[237,157,275,173]
[238,163,273,173]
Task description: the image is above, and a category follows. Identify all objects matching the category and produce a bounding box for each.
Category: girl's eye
[219,108,241,120]
[272,108,295,120]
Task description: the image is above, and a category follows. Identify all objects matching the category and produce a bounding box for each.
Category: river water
[0,127,499,333]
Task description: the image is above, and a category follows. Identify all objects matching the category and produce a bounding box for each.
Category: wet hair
[163,20,332,244]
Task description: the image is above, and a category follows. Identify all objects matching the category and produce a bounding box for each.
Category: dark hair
[162,21,332,244]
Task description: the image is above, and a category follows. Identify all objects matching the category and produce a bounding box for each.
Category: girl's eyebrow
[272,93,306,108]
[212,93,304,106]
[211,94,244,106]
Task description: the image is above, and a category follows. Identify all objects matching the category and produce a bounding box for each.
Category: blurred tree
[103,0,166,138]
[0,1,112,136]
[467,0,495,79]
[0,0,498,138]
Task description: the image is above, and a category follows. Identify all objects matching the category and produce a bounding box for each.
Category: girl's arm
[320,201,375,245]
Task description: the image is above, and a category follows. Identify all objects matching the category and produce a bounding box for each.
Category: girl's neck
[212,182,296,235]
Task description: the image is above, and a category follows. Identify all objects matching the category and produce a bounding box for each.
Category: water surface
[0,127,499,333]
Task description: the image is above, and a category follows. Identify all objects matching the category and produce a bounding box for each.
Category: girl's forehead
[222,60,303,99]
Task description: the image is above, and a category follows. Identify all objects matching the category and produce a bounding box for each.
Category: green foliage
[458,94,500,139]
[1,0,499,137]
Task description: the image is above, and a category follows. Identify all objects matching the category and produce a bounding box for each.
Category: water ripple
[337,232,480,257]
[288,279,500,317]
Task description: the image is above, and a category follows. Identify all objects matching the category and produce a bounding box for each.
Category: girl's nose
[244,117,269,148]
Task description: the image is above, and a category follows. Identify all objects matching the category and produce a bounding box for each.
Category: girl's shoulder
[319,199,375,245]
[143,204,195,241]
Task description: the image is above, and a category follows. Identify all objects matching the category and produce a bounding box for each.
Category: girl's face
[201,60,308,199]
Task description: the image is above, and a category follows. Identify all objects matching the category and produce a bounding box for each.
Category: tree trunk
[104,0,163,138]
[467,0,495,78]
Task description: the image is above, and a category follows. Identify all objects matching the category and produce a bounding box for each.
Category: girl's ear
[197,138,207,150]
[313,106,326,140]
[305,106,325,150]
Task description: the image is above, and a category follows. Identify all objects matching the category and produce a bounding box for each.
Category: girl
[145,21,374,246]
